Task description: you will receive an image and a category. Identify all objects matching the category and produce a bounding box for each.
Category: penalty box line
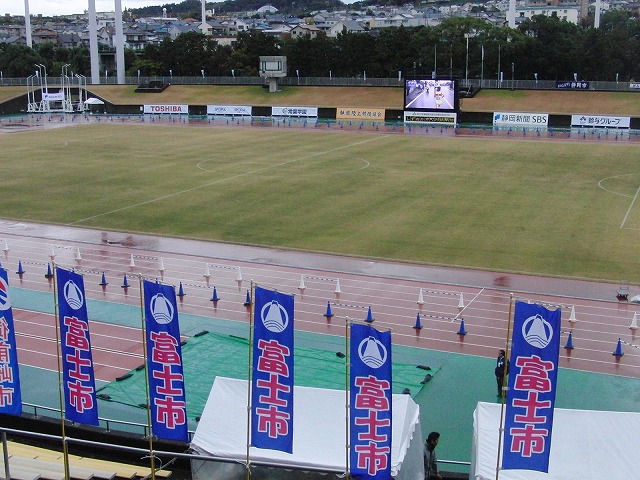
[620,185,640,229]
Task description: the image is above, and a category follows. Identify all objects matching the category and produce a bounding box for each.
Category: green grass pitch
[3,122,640,283]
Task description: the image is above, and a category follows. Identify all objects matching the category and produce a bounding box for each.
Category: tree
[334,31,373,76]
[282,34,335,77]
[518,15,583,80]
[373,27,415,77]
[231,31,281,75]
[0,44,44,77]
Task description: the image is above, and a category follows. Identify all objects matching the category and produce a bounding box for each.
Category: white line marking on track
[69,135,389,226]
[453,287,485,321]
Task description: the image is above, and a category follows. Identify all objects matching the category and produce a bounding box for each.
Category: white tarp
[471,402,640,480]
[191,377,423,479]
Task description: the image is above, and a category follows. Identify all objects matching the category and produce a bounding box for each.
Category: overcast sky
[3,1,175,17]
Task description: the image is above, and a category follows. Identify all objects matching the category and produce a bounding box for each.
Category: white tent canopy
[471,402,640,480]
[191,377,424,480]
[83,97,105,105]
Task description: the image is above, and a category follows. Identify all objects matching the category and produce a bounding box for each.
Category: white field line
[620,184,640,229]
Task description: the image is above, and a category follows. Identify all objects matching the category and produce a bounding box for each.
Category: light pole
[480,44,484,88]
[497,44,501,88]
[231,69,235,78]
[296,69,299,85]
[201,69,205,78]
[511,62,514,91]
[534,72,538,88]
[465,33,470,85]
[36,63,47,93]
[76,74,86,109]
[169,69,172,82]
[433,44,437,78]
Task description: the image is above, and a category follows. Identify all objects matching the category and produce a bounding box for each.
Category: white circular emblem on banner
[522,314,553,348]
[260,301,288,333]
[64,280,84,310]
[358,336,388,368]
[150,293,174,325]
[0,277,11,311]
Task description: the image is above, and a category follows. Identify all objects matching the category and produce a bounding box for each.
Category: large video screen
[404,78,458,113]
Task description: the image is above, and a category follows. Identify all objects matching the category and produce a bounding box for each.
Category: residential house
[516,5,580,22]
[290,23,322,39]
[32,28,58,44]
[328,20,366,37]
[58,32,84,47]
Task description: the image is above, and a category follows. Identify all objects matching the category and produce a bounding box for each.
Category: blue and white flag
[251,286,295,453]
[143,280,188,442]
[349,323,392,480]
[0,268,21,415]
[503,301,561,473]
[56,267,98,426]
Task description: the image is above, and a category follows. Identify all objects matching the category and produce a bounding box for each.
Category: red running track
[1,220,639,382]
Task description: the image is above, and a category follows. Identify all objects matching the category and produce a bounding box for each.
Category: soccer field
[3,121,640,282]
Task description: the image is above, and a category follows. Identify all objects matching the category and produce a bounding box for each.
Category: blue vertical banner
[503,301,561,473]
[251,286,295,453]
[0,268,21,415]
[56,267,98,426]
[349,323,392,480]
[143,280,188,442]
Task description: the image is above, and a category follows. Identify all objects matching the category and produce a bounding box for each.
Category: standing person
[495,349,508,397]
[424,431,442,480]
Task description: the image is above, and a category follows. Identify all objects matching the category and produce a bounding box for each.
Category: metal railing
[0,75,638,92]
[1,424,472,477]
[22,402,194,439]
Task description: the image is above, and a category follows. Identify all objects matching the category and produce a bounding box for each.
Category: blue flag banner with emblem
[349,323,392,480]
[251,286,295,453]
[143,280,188,442]
[0,268,21,415]
[502,301,561,473]
[56,267,99,426]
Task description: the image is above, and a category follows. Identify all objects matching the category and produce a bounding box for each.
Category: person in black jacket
[424,431,442,480]
[495,349,508,397]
